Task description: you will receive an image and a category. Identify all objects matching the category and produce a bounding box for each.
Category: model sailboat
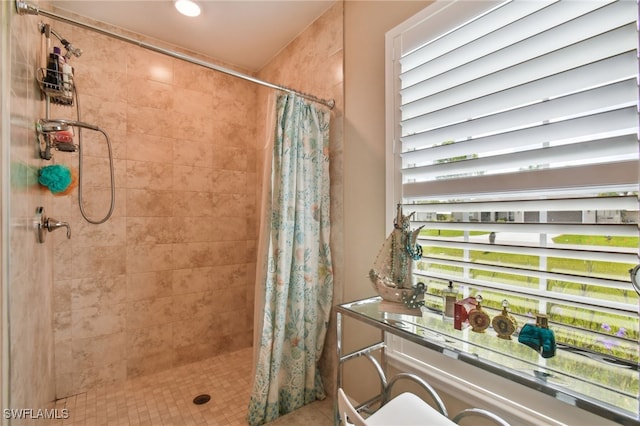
[369,204,426,308]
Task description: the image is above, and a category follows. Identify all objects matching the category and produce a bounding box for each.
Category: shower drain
[193,394,211,405]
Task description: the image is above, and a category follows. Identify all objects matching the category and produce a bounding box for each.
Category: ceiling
[50,0,337,72]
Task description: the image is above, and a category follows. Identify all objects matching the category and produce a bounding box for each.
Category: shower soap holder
[35,206,71,243]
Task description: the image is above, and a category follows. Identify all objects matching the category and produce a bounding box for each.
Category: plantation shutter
[395,0,639,363]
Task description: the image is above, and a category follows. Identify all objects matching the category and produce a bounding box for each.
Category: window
[386,0,639,418]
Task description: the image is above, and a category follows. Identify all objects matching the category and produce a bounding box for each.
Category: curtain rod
[15,0,335,110]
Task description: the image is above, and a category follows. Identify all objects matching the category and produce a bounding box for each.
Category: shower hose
[72,83,115,225]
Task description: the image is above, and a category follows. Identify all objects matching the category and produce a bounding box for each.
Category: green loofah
[38,164,72,193]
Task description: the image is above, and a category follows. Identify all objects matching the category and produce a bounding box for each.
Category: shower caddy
[36,23,115,236]
[35,23,115,242]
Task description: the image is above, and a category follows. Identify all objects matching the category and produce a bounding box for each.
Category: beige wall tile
[127,350,177,379]
[212,193,248,217]
[127,216,175,245]
[127,188,174,217]
[73,27,128,73]
[173,291,214,320]
[126,77,174,110]
[211,287,246,313]
[126,159,173,190]
[211,215,247,241]
[75,67,128,102]
[55,340,73,375]
[172,191,214,217]
[73,361,127,395]
[72,333,126,369]
[127,105,173,137]
[212,119,252,149]
[213,310,249,336]
[173,137,213,168]
[71,275,127,310]
[126,297,174,330]
[54,280,73,313]
[73,216,127,247]
[173,216,215,243]
[71,304,126,340]
[127,133,175,164]
[213,146,247,171]
[126,46,174,84]
[173,86,214,115]
[172,267,214,294]
[127,271,173,301]
[169,110,214,142]
[78,95,128,141]
[54,311,72,343]
[71,246,126,279]
[172,313,215,349]
[174,342,219,364]
[173,164,213,192]
[172,264,248,294]
[211,169,247,194]
[173,60,215,92]
[78,156,117,187]
[171,242,214,269]
[126,324,173,359]
[211,241,249,266]
[55,373,75,399]
[126,244,174,273]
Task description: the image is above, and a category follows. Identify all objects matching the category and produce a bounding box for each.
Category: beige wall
[344,0,431,301]
[342,0,431,402]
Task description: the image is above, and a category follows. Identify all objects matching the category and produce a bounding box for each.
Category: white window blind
[388,0,639,414]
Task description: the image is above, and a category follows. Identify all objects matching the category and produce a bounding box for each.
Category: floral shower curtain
[247,93,333,425]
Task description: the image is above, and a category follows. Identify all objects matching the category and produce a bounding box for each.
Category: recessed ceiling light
[174,0,201,17]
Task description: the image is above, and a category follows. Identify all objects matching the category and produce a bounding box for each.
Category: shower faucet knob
[45,218,71,239]
[36,207,71,243]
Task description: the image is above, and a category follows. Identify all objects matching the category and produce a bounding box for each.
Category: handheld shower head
[38,119,69,133]
[37,119,100,158]
[38,119,99,133]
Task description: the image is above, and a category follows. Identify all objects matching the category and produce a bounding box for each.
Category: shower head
[40,24,83,60]
[61,40,83,59]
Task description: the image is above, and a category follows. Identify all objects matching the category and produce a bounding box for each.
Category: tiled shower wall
[46,20,258,397]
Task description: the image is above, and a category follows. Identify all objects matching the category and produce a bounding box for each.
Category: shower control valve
[35,206,71,243]
[45,218,71,239]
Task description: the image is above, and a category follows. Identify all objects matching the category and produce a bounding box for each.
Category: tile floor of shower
[48,347,333,426]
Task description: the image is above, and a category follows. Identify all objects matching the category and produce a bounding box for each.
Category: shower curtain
[247,93,333,426]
